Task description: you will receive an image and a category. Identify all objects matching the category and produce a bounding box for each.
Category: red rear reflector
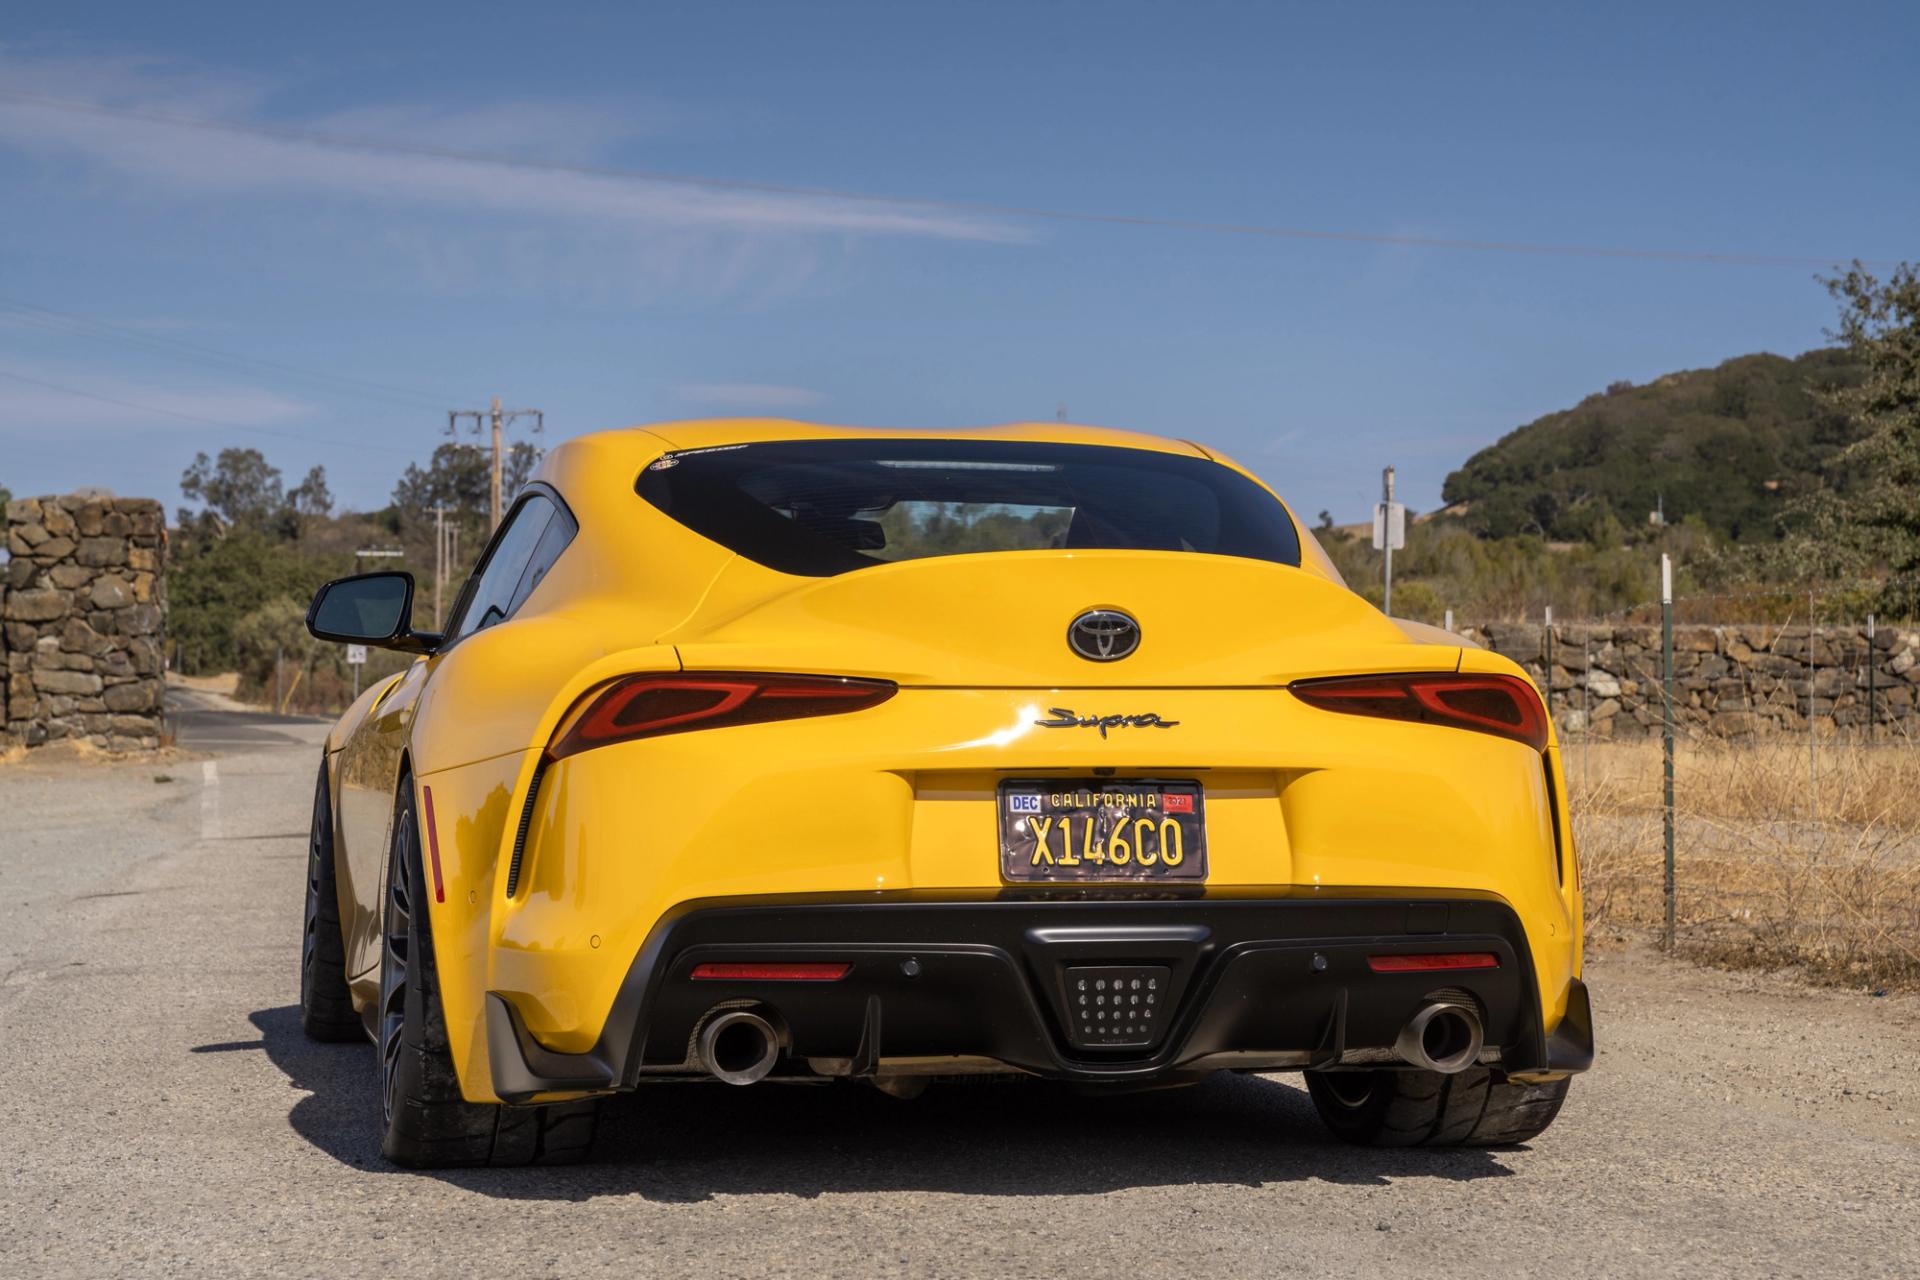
[689,962,852,982]
[1290,672,1549,752]
[421,784,445,904]
[548,672,895,760]
[1368,952,1500,973]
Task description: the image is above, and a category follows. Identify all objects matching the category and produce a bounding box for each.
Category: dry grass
[1567,735,1920,989]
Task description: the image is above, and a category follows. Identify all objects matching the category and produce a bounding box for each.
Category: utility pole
[429,505,464,629]
[432,504,449,629]
[449,398,544,531]
[1372,466,1405,616]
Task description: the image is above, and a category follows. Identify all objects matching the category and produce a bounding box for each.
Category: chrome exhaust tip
[698,1010,780,1086]
[1394,1001,1484,1075]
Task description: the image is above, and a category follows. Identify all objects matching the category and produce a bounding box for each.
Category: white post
[1382,466,1395,617]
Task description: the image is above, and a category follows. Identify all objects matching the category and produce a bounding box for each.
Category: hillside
[1440,348,1865,543]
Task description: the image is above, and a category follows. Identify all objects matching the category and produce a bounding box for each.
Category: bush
[170,532,350,675]
[233,595,412,714]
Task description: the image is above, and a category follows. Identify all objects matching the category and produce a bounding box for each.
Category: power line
[0,87,1901,272]
[0,296,456,410]
[0,367,420,456]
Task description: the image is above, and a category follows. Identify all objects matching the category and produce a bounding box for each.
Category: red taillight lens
[690,962,851,981]
[1289,672,1549,752]
[1368,952,1501,973]
[548,672,896,760]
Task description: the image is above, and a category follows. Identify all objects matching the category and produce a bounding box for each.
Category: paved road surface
[164,684,325,751]
[2,708,1915,1278]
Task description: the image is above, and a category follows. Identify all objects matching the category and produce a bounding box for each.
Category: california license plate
[999,779,1207,882]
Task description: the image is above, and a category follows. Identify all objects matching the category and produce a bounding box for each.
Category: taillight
[548,672,896,760]
[1289,672,1549,752]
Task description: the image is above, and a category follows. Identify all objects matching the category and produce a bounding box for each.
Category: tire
[1305,1067,1571,1148]
[301,760,363,1043]
[378,775,598,1167]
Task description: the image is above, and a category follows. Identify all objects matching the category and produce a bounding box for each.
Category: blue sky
[2,1,1914,522]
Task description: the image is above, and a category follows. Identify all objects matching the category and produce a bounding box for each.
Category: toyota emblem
[1067,609,1141,662]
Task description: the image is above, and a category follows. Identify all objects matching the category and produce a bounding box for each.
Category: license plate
[998,779,1207,882]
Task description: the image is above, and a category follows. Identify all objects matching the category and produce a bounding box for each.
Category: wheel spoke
[380,807,417,1129]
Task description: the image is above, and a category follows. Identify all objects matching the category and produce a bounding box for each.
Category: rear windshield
[636,438,1302,577]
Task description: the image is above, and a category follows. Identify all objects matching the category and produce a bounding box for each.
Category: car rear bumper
[484,886,1593,1102]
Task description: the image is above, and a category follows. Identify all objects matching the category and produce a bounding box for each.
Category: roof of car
[615,418,1212,458]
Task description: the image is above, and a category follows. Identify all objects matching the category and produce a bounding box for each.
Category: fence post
[1808,589,1818,824]
[1543,605,1554,723]
[1581,633,1592,790]
[1867,613,1876,744]
[1661,556,1675,951]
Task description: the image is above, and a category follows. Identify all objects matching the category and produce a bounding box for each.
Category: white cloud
[673,382,827,410]
[0,46,1023,245]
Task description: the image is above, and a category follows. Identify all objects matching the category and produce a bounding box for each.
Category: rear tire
[1305,1067,1570,1148]
[301,760,362,1043]
[378,776,598,1167]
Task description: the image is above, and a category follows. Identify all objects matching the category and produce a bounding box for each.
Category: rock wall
[2,495,168,751]
[1464,621,1920,739]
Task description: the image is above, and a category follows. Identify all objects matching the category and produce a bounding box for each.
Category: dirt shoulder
[1586,938,1918,1138]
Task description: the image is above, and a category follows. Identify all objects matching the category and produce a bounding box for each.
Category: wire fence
[1452,565,1920,990]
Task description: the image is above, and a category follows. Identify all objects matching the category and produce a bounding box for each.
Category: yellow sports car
[301,420,1591,1166]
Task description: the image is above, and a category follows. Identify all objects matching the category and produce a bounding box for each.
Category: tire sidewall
[300,764,330,1010]
[1305,1069,1397,1143]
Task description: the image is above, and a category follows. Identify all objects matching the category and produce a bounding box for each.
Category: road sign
[1371,501,1405,551]
[345,645,368,666]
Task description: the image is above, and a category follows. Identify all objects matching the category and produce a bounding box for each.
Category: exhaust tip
[699,1010,780,1085]
[1394,1001,1484,1074]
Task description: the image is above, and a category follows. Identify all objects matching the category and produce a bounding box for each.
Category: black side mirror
[306,571,440,654]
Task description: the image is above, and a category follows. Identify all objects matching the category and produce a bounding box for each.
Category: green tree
[392,442,539,527]
[180,447,285,530]
[288,465,334,518]
[1781,262,1920,580]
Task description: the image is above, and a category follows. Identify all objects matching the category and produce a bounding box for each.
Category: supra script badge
[1034,708,1180,739]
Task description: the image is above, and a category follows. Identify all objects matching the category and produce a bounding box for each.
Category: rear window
[636,438,1302,577]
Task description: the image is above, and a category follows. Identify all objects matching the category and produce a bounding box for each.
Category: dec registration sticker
[1007,792,1044,816]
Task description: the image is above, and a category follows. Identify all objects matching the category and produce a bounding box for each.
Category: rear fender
[410,751,541,1104]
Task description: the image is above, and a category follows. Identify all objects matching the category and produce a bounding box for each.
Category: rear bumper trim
[482,886,1591,1102]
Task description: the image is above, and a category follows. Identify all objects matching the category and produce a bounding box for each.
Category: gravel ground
[2,721,1915,1279]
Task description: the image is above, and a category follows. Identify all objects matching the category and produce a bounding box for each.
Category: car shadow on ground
[237,1004,1518,1202]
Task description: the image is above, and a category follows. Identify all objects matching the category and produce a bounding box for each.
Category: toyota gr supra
[300,420,1592,1166]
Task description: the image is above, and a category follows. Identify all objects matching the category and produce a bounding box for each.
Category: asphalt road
[2,709,1916,1279]
[163,684,325,751]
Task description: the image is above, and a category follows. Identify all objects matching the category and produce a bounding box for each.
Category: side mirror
[306,571,440,654]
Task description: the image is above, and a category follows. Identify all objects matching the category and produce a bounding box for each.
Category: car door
[335,493,562,991]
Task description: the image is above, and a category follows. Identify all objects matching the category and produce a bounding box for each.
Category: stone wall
[1464,621,1920,739]
[2,495,168,751]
